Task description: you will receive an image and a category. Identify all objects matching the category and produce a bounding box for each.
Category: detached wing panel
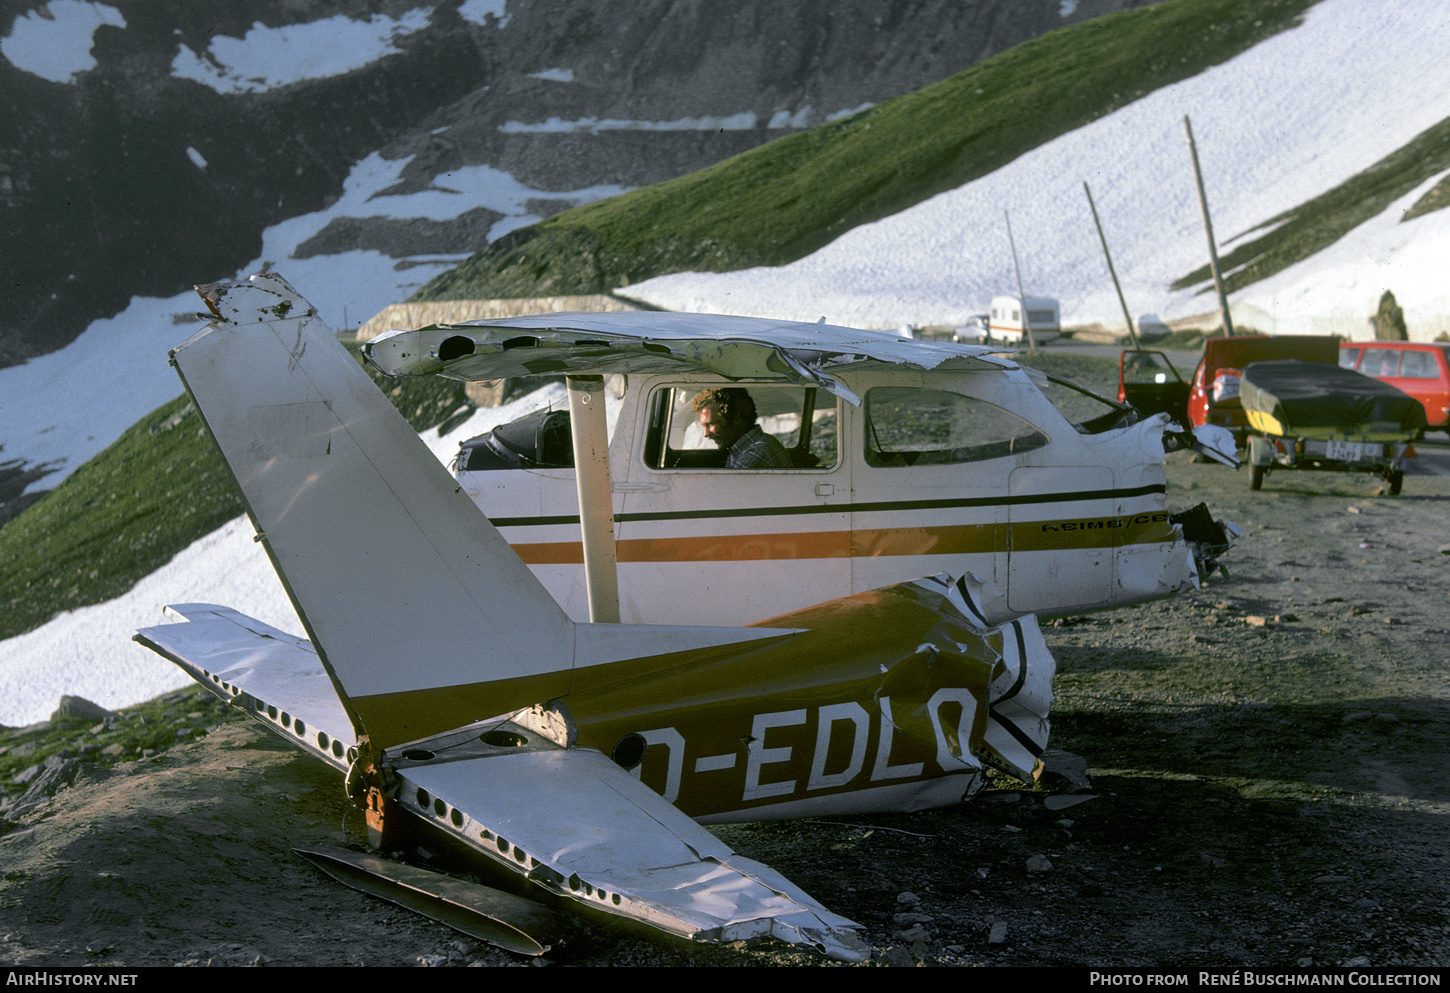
[396,745,865,960]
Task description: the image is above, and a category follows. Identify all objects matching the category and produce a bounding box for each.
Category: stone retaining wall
[354,295,641,342]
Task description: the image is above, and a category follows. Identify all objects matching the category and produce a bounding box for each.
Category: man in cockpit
[692,388,793,469]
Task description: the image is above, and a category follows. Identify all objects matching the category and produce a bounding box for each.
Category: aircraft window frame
[862,386,1049,467]
[642,384,840,471]
[1022,368,1138,435]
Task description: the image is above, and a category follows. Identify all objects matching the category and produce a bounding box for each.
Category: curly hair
[690,387,757,425]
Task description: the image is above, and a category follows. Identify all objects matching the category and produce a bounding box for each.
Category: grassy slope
[0,397,244,644]
[415,0,1319,301]
[0,683,233,774]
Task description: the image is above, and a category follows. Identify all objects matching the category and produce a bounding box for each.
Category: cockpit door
[1007,466,1116,615]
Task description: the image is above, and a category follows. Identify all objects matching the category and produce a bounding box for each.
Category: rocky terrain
[2,452,1447,968]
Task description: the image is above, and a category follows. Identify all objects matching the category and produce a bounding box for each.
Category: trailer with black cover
[1240,359,1425,494]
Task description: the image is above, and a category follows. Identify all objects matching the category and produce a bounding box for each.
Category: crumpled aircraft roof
[362,311,1016,405]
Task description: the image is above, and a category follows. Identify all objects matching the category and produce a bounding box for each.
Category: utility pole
[1184,114,1235,337]
[1084,181,1141,349]
[1004,210,1038,350]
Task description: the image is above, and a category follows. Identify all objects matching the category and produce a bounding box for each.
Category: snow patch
[0,1,125,83]
[170,10,432,94]
[459,0,510,29]
[500,113,759,133]
[769,107,812,129]
[825,103,874,122]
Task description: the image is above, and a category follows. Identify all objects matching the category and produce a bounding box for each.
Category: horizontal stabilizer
[393,742,866,960]
[137,602,860,958]
[134,604,354,769]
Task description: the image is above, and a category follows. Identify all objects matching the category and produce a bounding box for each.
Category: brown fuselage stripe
[510,514,1176,565]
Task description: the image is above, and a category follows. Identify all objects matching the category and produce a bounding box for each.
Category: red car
[1338,341,1450,431]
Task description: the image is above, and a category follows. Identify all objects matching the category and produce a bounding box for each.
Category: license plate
[1325,439,1376,461]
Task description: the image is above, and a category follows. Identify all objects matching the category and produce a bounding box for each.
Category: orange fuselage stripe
[508,514,1175,565]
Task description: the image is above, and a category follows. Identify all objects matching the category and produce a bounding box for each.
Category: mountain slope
[415,0,1318,301]
[1,0,1306,650]
[1,0,1154,367]
[0,0,1163,513]
[619,0,1450,336]
[1172,114,1450,295]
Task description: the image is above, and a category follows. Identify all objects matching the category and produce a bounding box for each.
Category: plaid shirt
[726,425,793,469]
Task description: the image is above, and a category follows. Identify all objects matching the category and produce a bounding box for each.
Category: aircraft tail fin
[171,274,576,747]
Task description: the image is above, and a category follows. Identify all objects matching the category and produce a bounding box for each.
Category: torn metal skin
[135,272,1236,961]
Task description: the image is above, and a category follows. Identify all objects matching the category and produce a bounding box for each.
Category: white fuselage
[456,363,1191,627]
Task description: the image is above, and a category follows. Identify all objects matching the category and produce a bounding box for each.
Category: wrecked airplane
[135,272,1237,959]
[364,297,1239,627]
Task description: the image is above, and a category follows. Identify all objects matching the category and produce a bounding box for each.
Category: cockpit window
[864,387,1048,466]
[644,385,839,470]
[1022,368,1137,434]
